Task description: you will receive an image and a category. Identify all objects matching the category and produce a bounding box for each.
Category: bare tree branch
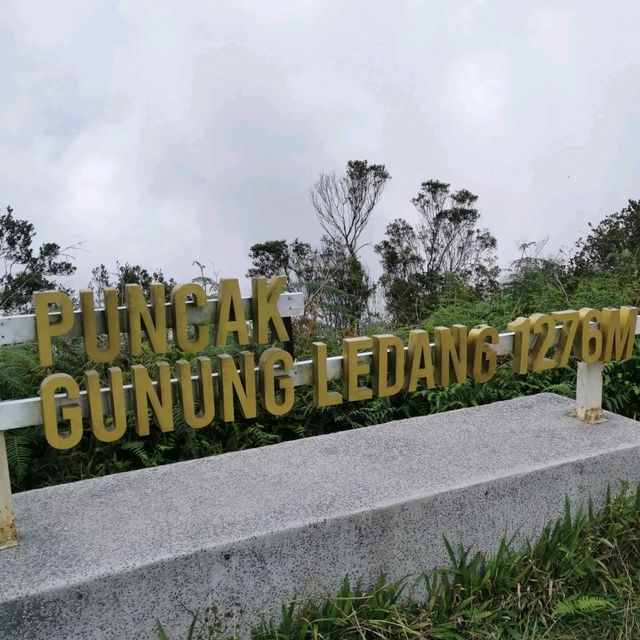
[310,160,391,256]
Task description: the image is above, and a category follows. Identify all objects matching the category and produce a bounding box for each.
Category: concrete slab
[1,393,640,639]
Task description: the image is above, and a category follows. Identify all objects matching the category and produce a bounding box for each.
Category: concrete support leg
[0,432,18,550]
[576,361,603,422]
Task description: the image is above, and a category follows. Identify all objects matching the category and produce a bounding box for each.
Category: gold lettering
[80,288,120,362]
[311,342,342,407]
[218,352,257,422]
[372,334,404,397]
[131,362,173,436]
[86,368,127,443]
[552,310,579,368]
[216,279,249,346]
[467,325,498,383]
[126,283,168,356]
[34,291,75,367]
[507,317,530,374]
[259,347,294,416]
[171,283,209,353]
[528,313,556,372]
[251,276,289,344]
[574,308,603,363]
[435,325,467,386]
[40,373,83,450]
[403,329,436,392]
[343,337,373,402]
[601,306,638,361]
[177,357,215,429]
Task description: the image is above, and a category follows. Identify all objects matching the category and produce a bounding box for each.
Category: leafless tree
[310,160,391,256]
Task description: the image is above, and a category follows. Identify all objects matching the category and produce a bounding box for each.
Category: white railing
[0,291,304,550]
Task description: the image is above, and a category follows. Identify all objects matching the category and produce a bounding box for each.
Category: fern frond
[4,427,42,484]
[121,440,147,461]
[553,595,614,618]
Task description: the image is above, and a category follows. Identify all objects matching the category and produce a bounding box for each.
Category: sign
[33,277,639,450]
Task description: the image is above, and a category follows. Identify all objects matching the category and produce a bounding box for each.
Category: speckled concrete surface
[1,393,640,639]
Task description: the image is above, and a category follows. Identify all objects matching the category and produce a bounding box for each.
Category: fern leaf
[553,595,614,618]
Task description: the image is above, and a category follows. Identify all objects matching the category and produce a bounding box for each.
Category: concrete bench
[1,392,640,639]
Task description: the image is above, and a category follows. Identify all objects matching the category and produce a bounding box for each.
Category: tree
[375,182,498,322]
[246,236,374,335]
[310,160,391,256]
[246,240,290,279]
[89,262,176,305]
[504,239,569,315]
[571,199,640,276]
[374,219,431,324]
[0,205,76,313]
[246,238,319,308]
[412,180,498,290]
[310,236,374,334]
[246,239,316,285]
[308,160,389,331]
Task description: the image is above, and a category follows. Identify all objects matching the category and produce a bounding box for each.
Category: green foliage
[159,486,640,639]
[246,240,291,279]
[0,205,76,313]
[3,427,43,486]
[552,595,614,619]
[89,261,177,305]
[411,180,498,291]
[5,186,640,498]
[375,180,499,322]
[0,342,44,398]
[316,241,375,334]
[572,199,640,276]
[569,251,640,309]
[10,331,640,493]
[375,218,430,324]
[306,159,391,332]
[246,239,316,286]
[420,295,515,333]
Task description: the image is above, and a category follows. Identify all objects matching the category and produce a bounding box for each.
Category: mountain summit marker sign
[33,281,637,450]
[0,274,639,549]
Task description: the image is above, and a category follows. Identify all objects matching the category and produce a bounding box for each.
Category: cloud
[1,0,640,295]
[444,52,510,136]
[529,9,570,65]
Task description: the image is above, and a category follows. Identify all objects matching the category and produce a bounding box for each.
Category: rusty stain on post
[581,407,604,422]
[575,361,604,423]
[0,432,18,550]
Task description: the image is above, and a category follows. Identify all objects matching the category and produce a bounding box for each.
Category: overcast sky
[1,0,639,293]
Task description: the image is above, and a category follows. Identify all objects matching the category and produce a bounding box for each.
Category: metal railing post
[0,431,18,549]
[575,361,603,422]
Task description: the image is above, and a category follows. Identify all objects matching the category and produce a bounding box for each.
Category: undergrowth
[157,484,640,639]
[4,335,640,491]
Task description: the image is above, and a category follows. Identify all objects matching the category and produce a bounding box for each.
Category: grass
[157,484,640,639]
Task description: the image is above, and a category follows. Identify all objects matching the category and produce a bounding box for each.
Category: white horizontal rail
[0,292,305,347]
[2,318,639,433]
